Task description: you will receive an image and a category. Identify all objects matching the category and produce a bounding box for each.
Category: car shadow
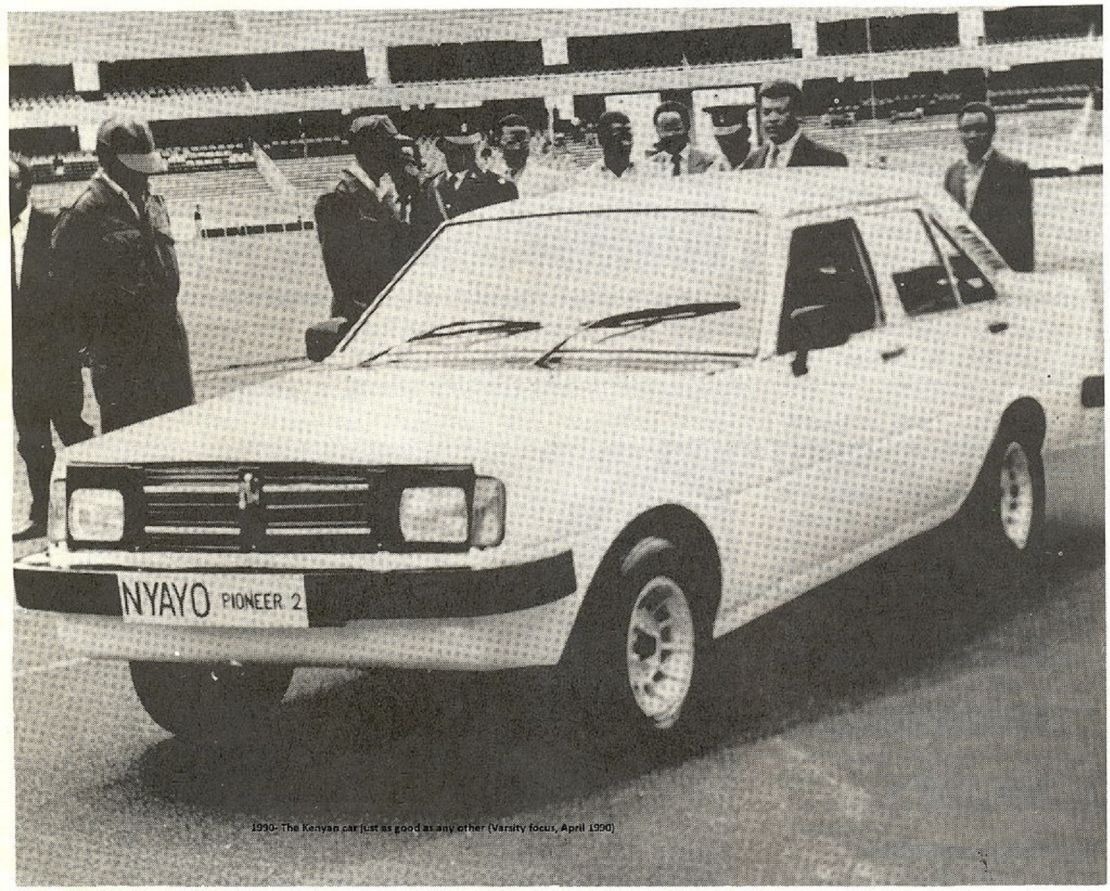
[125,524,1103,825]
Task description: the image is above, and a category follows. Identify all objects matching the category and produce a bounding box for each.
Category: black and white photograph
[8,5,1105,884]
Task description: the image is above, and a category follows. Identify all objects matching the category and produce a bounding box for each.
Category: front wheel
[129,661,293,745]
[567,537,712,755]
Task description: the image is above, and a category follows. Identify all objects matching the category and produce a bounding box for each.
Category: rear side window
[929,219,998,304]
[856,211,958,317]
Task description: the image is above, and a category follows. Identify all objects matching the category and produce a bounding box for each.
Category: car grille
[141,464,378,553]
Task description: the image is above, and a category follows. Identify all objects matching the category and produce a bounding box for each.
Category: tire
[566,537,712,757]
[948,424,1046,596]
[129,661,293,745]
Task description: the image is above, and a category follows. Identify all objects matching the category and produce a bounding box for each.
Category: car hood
[63,362,757,470]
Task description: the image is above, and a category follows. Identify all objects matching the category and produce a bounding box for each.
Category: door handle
[881,347,906,362]
[988,321,1009,334]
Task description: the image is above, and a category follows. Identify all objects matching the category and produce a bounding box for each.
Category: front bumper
[15,551,580,670]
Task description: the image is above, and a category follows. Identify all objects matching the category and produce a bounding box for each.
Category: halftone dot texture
[10,8,1105,886]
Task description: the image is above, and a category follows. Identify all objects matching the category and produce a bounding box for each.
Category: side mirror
[789,304,851,376]
[305,317,352,362]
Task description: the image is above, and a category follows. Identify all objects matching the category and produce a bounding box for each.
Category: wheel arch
[584,503,723,626]
[998,397,1047,450]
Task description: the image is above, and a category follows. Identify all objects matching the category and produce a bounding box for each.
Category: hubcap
[626,576,696,729]
[999,442,1034,550]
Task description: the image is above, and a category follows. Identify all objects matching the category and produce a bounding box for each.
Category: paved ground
[13,527,1105,884]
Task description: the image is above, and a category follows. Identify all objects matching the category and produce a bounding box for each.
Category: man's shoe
[13,519,46,542]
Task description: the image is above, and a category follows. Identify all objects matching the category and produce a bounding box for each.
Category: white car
[16,171,1103,749]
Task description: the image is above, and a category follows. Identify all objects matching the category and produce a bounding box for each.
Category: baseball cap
[96,115,168,174]
[347,115,414,150]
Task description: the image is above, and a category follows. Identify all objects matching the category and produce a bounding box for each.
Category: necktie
[671,154,681,177]
[766,144,780,169]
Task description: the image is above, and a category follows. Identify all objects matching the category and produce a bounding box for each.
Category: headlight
[399,486,469,544]
[397,477,506,547]
[471,477,505,547]
[68,488,125,542]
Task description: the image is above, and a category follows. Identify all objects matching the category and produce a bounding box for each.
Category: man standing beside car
[51,115,195,434]
[647,101,718,176]
[315,115,422,323]
[10,156,93,540]
[411,118,518,245]
[581,111,641,180]
[944,101,1035,272]
[742,80,848,169]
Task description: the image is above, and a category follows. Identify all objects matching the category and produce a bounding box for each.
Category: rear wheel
[948,424,1045,595]
[567,537,712,755]
[129,661,293,745]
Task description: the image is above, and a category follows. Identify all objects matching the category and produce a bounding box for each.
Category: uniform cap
[96,114,167,174]
[709,106,751,137]
[441,119,482,146]
[347,115,414,149]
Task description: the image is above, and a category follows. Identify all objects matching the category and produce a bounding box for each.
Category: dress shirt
[963,147,995,210]
[765,128,803,168]
[11,203,30,289]
[583,158,639,180]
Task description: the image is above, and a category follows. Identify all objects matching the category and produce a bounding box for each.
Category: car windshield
[341,210,764,364]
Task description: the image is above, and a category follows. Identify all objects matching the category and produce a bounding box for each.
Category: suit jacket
[410,169,518,244]
[51,173,194,420]
[944,150,1034,272]
[315,167,412,321]
[647,145,719,176]
[741,133,849,169]
[12,207,70,380]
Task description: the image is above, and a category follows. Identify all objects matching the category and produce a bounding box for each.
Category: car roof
[453,168,938,224]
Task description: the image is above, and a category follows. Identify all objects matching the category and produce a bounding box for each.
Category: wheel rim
[999,441,1035,550]
[625,576,696,730]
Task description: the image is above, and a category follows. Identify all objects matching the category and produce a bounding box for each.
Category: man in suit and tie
[10,156,93,540]
[944,102,1035,272]
[742,80,849,169]
[647,101,719,176]
[411,117,518,244]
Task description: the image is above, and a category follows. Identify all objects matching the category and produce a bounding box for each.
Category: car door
[853,206,1001,520]
[725,216,932,619]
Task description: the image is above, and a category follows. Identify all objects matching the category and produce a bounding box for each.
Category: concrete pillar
[72,61,100,92]
[958,9,985,47]
[541,35,569,67]
[363,45,390,85]
[77,121,101,152]
[792,16,819,58]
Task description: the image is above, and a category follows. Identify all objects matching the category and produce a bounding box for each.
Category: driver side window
[778,220,880,355]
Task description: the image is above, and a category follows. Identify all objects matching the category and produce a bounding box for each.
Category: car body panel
[18,170,1103,669]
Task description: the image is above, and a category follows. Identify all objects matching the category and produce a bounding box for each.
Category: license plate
[118,573,309,628]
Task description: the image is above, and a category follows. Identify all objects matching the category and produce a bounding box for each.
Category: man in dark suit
[410,118,517,245]
[647,101,719,176]
[944,101,1034,272]
[742,80,849,169]
[10,156,93,540]
[314,115,421,322]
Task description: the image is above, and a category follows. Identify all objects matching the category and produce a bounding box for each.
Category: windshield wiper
[534,301,743,368]
[408,319,543,341]
[588,301,742,329]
